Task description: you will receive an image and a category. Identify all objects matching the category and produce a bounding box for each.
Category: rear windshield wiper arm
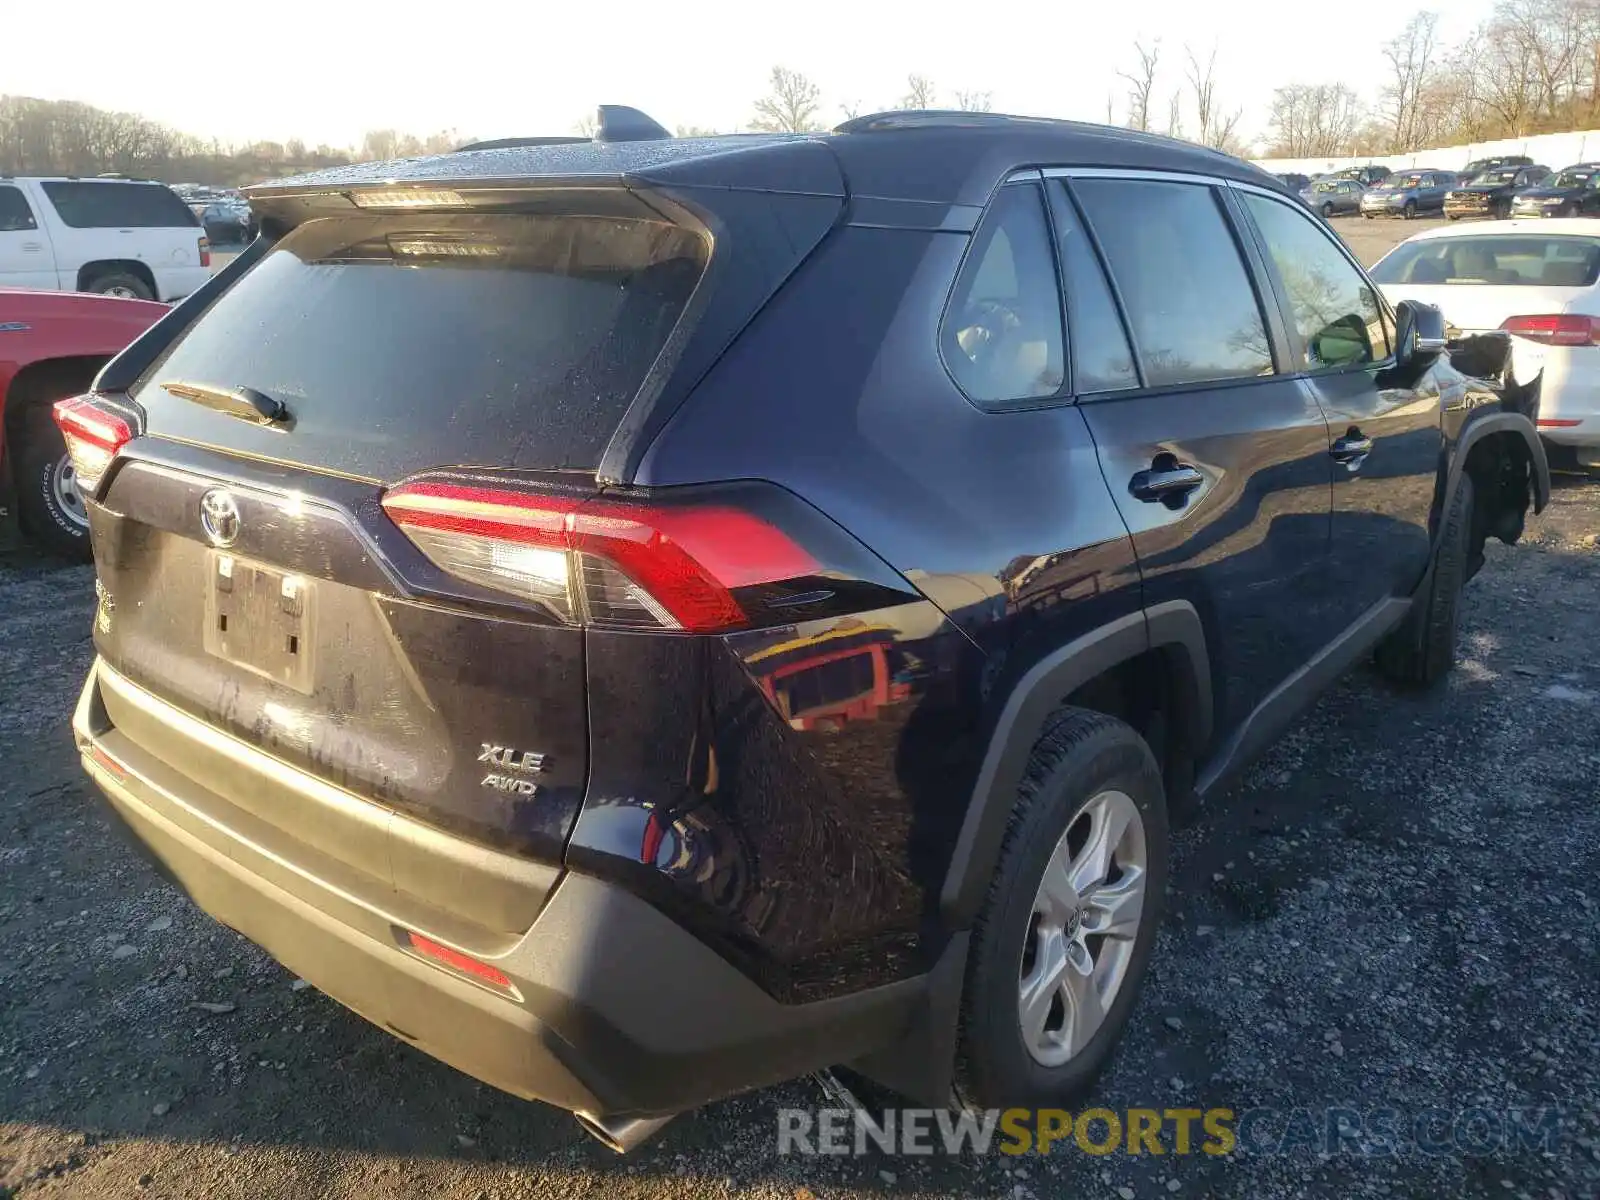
[161,380,292,429]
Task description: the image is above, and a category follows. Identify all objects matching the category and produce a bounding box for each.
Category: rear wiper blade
[160,380,292,429]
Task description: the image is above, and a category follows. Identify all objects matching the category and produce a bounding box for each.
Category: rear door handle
[1330,433,1374,463]
[1130,463,1204,505]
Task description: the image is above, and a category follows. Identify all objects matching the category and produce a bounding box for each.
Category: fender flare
[938,600,1211,928]
[1445,410,1550,527]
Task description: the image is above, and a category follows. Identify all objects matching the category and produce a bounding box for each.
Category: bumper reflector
[404,931,512,991]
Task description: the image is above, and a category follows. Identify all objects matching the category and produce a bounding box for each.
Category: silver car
[1299,177,1365,219]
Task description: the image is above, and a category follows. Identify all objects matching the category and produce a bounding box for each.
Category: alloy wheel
[1017,789,1147,1067]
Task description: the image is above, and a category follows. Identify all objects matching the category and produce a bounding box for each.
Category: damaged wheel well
[1461,429,1535,577]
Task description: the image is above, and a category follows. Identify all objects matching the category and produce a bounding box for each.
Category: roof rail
[834,110,1058,134]
[455,136,590,152]
[452,106,672,154]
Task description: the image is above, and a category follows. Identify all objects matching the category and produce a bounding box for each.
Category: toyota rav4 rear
[65,131,956,1145]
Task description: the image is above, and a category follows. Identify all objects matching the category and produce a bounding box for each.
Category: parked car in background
[1372,218,1600,469]
[1276,172,1312,192]
[58,108,1549,1152]
[1330,164,1392,187]
[1458,155,1535,184]
[0,288,166,556]
[1445,165,1551,220]
[1510,163,1600,218]
[199,200,257,244]
[1361,170,1455,218]
[1300,176,1364,218]
[0,177,209,300]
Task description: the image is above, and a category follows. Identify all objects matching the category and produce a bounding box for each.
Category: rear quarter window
[40,182,200,229]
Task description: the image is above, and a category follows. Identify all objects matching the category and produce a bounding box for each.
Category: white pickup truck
[0,177,212,302]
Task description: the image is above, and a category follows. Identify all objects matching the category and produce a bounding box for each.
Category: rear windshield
[41,181,200,229]
[1371,236,1600,287]
[133,213,707,480]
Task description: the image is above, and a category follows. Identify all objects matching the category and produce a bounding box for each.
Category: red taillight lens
[198,235,211,267]
[380,480,818,633]
[1499,313,1600,346]
[52,395,134,494]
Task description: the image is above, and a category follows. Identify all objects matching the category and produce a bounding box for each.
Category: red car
[1,290,167,558]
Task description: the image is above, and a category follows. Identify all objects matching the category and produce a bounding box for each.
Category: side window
[1240,192,1391,370]
[1048,184,1137,392]
[942,183,1065,406]
[1073,178,1273,387]
[0,186,37,233]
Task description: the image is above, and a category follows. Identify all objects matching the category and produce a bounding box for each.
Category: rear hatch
[76,164,859,940]
[94,205,710,866]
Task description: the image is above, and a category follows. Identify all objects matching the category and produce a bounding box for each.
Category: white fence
[1253,128,1600,177]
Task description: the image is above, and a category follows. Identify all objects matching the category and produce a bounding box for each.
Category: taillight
[52,395,134,494]
[381,480,820,633]
[198,235,211,267]
[1499,313,1600,346]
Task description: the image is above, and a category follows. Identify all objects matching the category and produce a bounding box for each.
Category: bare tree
[1382,11,1441,151]
[1118,40,1161,132]
[1265,83,1364,156]
[954,89,993,113]
[751,66,824,133]
[574,113,599,138]
[902,74,939,110]
[1185,45,1245,153]
[1166,91,1184,139]
[675,124,722,137]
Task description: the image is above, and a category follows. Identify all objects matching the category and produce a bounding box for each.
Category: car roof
[0,176,168,185]
[1395,217,1600,242]
[247,111,1282,209]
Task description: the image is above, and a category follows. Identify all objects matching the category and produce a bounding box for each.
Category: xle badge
[479,744,546,797]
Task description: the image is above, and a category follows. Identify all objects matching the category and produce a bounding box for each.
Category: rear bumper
[1524,348,1600,447]
[72,657,921,1119]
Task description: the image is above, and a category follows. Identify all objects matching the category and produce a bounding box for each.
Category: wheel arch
[76,259,158,296]
[3,355,110,446]
[938,600,1211,930]
[1444,410,1549,546]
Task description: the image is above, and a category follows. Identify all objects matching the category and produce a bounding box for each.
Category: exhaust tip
[574,1111,676,1154]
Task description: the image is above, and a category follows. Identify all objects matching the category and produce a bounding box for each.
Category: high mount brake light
[1500,313,1600,346]
[52,395,134,494]
[380,480,818,633]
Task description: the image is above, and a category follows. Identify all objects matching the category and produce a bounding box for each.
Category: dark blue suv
[61,107,1549,1150]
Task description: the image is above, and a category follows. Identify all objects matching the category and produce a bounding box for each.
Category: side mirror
[1393,299,1448,368]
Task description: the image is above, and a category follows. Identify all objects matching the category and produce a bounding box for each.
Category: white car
[1371,217,1600,466]
[0,177,211,302]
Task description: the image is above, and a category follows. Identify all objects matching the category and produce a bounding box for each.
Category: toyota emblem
[199,489,241,547]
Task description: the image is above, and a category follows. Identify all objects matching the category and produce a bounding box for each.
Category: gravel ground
[2,467,1597,1199]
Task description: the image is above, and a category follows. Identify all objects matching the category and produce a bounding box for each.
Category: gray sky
[8,0,1499,150]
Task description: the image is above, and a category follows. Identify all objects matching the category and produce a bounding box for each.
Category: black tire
[84,271,154,300]
[954,708,1168,1109]
[1376,473,1475,687]
[1320,201,1334,218]
[11,402,93,560]
[1363,212,1375,220]
[1403,200,1418,220]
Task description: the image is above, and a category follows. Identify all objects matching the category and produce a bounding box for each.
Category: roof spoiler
[454,106,672,154]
